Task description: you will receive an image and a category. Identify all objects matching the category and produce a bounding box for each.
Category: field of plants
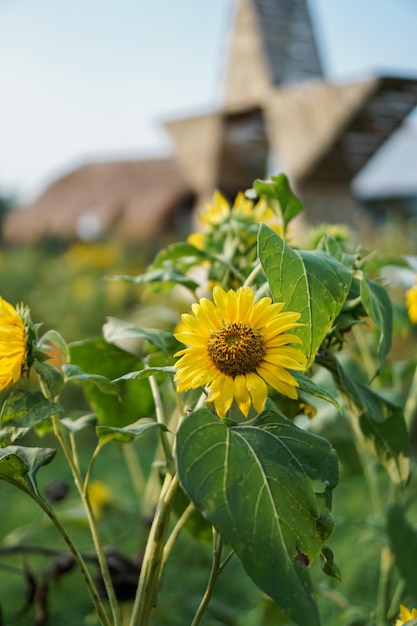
[1,177,417,626]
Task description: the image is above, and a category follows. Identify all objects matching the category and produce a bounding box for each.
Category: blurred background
[0,0,417,337]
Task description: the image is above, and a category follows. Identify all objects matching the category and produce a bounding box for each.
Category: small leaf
[360,274,393,368]
[320,545,342,581]
[96,417,166,446]
[0,445,56,497]
[110,269,199,293]
[103,317,174,354]
[34,361,64,398]
[63,364,119,397]
[293,371,342,414]
[152,242,211,267]
[258,225,352,365]
[176,408,338,626]
[60,414,98,433]
[253,174,303,229]
[38,329,70,363]
[0,390,64,446]
[318,354,409,485]
[112,366,176,382]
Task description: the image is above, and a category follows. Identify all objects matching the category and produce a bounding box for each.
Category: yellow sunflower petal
[233,375,252,417]
[208,374,234,418]
[246,372,268,413]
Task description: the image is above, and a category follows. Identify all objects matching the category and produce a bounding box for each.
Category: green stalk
[147,371,173,468]
[191,528,224,626]
[404,361,417,427]
[129,471,180,626]
[52,415,122,626]
[158,501,195,582]
[31,491,111,626]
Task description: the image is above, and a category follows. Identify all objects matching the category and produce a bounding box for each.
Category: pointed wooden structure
[166,0,417,226]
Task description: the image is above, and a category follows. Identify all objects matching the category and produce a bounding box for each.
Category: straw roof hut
[4,0,417,244]
[166,0,417,227]
[4,158,194,244]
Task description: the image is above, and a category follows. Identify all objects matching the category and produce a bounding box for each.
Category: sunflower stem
[191,527,224,626]
[129,471,179,626]
[30,489,112,626]
[51,415,122,626]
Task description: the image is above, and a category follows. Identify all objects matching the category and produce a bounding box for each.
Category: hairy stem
[129,472,179,626]
[52,415,121,626]
[191,528,224,626]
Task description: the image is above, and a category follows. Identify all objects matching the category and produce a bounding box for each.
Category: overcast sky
[1,0,417,202]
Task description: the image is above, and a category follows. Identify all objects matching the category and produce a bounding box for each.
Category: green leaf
[63,364,119,397]
[34,360,64,398]
[253,174,303,229]
[38,329,70,363]
[96,417,166,446]
[359,275,393,368]
[318,354,409,485]
[61,413,98,433]
[112,365,176,382]
[320,545,342,581]
[103,317,175,355]
[110,268,199,293]
[258,225,352,365]
[176,408,339,626]
[293,372,342,414]
[0,390,64,446]
[0,445,56,498]
[387,505,417,600]
[69,338,154,426]
[152,242,211,267]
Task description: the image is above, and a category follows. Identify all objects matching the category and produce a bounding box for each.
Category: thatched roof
[3,158,194,244]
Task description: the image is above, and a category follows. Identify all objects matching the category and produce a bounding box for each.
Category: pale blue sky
[1,0,417,202]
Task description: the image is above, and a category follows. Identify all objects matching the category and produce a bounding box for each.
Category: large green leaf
[387,505,417,600]
[258,225,352,366]
[0,390,64,446]
[253,174,303,230]
[359,274,393,368]
[176,408,339,626]
[318,355,409,485]
[0,445,56,498]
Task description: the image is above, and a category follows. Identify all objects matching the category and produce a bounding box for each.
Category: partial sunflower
[395,604,417,625]
[174,287,306,418]
[406,275,417,324]
[0,297,30,391]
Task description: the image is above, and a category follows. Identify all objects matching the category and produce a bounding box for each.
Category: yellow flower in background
[0,297,26,391]
[88,480,113,518]
[406,276,417,324]
[187,191,283,251]
[395,604,417,625]
[174,287,306,418]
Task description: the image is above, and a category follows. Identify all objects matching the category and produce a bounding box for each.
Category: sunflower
[0,297,27,391]
[406,276,417,324]
[174,287,306,418]
[395,604,417,625]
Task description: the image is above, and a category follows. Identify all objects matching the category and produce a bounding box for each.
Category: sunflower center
[207,322,265,377]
